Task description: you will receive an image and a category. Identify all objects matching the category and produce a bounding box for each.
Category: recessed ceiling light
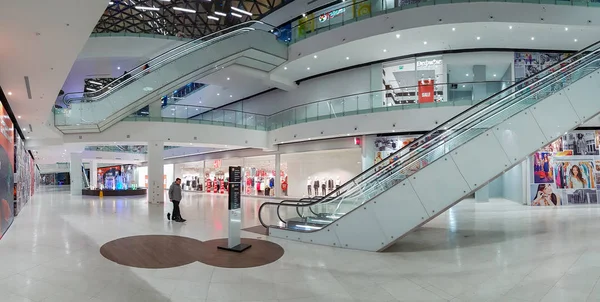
[307,67,310,70]
[229,95,233,98]
[383,49,387,52]
[531,37,535,40]
[313,55,318,59]
[7,92,12,96]
[17,116,21,119]
[466,73,469,76]
[346,57,350,60]
[452,27,456,31]
[302,13,306,17]
[25,137,29,139]
[509,25,513,29]
[284,66,287,70]
[476,36,480,40]
[226,77,230,80]
[423,41,427,45]
[565,27,569,31]
[462,85,466,88]
[22,128,25,131]
[493,74,497,77]
[117,66,120,70]
[574,38,578,42]
[396,34,400,38]
[217,93,220,96]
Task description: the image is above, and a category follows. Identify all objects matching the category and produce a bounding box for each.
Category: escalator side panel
[269,223,342,247]
[564,70,600,121]
[450,129,512,189]
[408,154,471,216]
[530,92,581,143]
[492,109,549,164]
[369,181,430,245]
[332,201,388,251]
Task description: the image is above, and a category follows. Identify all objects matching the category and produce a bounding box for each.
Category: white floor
[2,187,600,302]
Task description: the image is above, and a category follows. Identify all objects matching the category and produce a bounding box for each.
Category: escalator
[258,41,600,251]
[54,21,286,133]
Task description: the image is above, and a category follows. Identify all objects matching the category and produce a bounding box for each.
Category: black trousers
[171,200,181,219]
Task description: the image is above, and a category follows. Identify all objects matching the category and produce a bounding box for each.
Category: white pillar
[475,184,490,203]
[147,141,164,203]
[149,100,162,118]
[90,160,98,189]
[70,153,83,195]
[275,153,281,197]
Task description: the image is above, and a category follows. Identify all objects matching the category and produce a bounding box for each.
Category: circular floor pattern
[197,238,285,268]
[100,236,284,269]
[100,235,204,269]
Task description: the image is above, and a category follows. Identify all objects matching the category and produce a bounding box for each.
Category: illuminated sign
[319,8,346,23]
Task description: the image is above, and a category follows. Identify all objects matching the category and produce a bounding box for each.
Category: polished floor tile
[3,186,600,301]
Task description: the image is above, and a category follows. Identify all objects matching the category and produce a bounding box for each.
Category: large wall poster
[530,130,600,206]
[514,52,572,82]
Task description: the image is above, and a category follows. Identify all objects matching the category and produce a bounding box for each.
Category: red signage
[418,79,435,103]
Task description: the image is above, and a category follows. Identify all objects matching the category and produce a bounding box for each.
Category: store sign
[418,80,435,103]
[416,59,442,69]
[214,159,222,168]
[319,8,345,23]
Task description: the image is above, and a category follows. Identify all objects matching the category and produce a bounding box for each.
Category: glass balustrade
[120,80,511,131]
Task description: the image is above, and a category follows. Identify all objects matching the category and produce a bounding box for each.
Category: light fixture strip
[231,12,242,18]
[214,11,226,16]
[135,6,160,11]
[173,7,196,13]
[230,6,252,16]
[88,80,103,86]
[207,15,219,20]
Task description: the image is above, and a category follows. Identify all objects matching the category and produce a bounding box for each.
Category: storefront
[137,164,173,189]
[96,164,137,190]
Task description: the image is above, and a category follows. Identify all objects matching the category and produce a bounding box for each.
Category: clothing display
[321,183,326,196]
[307,185,312,195]
[327,179,334,190]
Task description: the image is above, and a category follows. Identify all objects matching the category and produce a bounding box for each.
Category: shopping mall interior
[4,0,600,301]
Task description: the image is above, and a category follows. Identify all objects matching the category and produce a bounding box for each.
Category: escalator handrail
[62,21,268,104]
[258,43,600,229]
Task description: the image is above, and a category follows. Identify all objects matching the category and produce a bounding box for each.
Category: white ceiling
[0,0,108,140]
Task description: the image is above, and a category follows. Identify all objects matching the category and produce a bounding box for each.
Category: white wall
[282,149,362,198]
[230,66,372,115]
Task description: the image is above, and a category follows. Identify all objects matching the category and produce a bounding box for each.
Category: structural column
[90,160,98,189]
[274,153,281,197]
[147,141,164,203]
[475,184,490,203]
[69,153,83,195]
[149,100,162,118]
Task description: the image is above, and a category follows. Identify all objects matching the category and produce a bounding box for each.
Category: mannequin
[327,178,334,192]
[313,178,320,196]
[282,176,288,196]
[307,177,312,196]
[321,178,326,196]
[336,177,341,196]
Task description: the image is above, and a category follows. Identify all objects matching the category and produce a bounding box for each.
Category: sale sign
[418,79,435,103]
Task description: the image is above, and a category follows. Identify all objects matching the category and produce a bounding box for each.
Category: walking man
[168,178,186,222]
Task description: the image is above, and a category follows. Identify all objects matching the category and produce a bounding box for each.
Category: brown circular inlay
[197,238,284,268]
[100,235,204,269]
[100,236,284,269]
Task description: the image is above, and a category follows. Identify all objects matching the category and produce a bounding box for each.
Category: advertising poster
[514,52,572,82]
[0,104,14,236]
[530,130,600,206]
[418,79,435,103]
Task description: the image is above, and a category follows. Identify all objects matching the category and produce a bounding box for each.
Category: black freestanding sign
[228,166,241,210]
[218,166,251,253]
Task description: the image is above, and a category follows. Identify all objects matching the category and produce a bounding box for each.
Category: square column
[70,153,83,195]
[148,141,164,203]
[90,160,98,189]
